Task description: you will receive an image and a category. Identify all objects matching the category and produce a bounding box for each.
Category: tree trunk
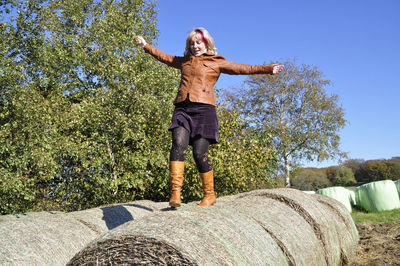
[284,154,291,187]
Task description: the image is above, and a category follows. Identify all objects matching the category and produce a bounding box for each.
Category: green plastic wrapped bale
[355,180,400,212]
[316,187,352,212]
[395,180,400,197]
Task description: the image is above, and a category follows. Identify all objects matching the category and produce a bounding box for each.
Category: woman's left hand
[272,64,284,74]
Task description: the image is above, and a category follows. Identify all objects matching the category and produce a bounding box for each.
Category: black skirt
[168,100,219,145]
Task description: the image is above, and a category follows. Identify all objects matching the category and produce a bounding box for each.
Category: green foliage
[291,168,331,191]
[1,0,278,214]
[1,0,178,214]
[343,158,365,175]
[317,165,356,186]
[354,158,400,183]
[331,166,356,186]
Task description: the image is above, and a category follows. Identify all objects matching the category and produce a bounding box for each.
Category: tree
[332,166,356,186]
[343,158,365,176]
[357,159,400,183]
[226,58,347,187]
[291,168,331,191]
[0,0,180,213]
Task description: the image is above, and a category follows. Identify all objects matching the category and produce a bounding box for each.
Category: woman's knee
[193,148,213,173]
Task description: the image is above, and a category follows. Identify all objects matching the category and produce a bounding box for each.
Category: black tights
[170,126,213,173]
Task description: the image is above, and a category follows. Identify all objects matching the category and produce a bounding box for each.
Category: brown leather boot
[169,161,185,207]
[198,170,216,206]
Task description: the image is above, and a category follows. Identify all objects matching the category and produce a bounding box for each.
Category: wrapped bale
[395,180,400,196]
[316,186,353,212]
[68,188,359,266]
[349,189,356,206]
[355,180,400,212]
[302,191,316,194]
[0,201,165,265]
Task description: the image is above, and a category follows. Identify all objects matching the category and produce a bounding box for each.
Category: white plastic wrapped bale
[316,186,352,212]
[355,180,400,212]
[302,191,316,194]
[348,189,356,206]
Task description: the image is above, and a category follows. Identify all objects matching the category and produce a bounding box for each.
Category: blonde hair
[184,27,217,56]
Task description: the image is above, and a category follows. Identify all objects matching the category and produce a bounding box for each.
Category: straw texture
[68,188,359,266]
[0,201,168,265]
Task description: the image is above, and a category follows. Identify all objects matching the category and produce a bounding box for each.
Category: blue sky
[153,0,400,168]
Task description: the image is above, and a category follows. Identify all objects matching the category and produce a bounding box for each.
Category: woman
[136,28,284,207]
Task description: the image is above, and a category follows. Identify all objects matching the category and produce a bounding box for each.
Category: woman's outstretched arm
[135,36,182,69]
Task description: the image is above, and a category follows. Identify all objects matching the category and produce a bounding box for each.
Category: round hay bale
[355,180,400,212]
[68,205,287,265]
[0,201,168,265]
[316,186,353,212]
[224,194,326,265]
[69,200,166,232]
[234,188,354,265]
[312,194,359,264]
[0,212,99,265]
[68,188,358,266]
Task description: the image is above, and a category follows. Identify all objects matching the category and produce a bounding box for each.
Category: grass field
[351,207,400,224]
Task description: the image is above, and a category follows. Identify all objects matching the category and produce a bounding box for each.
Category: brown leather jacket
[144,44,274,106]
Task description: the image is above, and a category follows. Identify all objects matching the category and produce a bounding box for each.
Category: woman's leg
[168,127,189,207]
[192,138,216,206]
[192,137,212,173]
[170,126,190,162]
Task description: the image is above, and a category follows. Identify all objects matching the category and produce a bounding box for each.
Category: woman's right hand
[136,36,147,47]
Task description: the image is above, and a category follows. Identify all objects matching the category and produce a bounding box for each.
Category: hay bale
[349,189,356,206]
[0,201,168,265]
[395,179,400,196]
[224,193,326,265]
[0,212,98,265]
[302,190,316,194]
[234,189,357,265]
[312,194,359,264]
[68,205,287,265]
[68,188,359,266]
[355,180,400,212]
[316,186,353,212]
[69,200,166,232]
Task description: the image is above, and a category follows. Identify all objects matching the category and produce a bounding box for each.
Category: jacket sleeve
[143,44,182,69]
[218,59,274,75]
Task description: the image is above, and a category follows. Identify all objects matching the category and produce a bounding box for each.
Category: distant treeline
[290,157,400,191]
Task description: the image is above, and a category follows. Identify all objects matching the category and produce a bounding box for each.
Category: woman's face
[189,34,207,56]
